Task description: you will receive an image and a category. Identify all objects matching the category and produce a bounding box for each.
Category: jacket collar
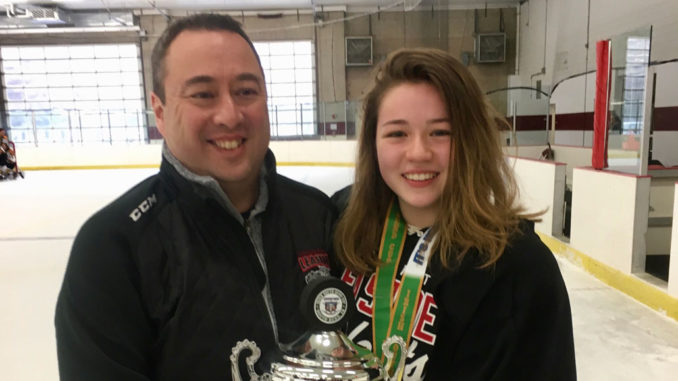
[160,143,274,224]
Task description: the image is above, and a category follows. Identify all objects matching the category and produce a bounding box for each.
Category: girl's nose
[406,135,433,161]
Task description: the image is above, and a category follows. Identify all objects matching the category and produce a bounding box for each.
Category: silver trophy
[230,276,408,380]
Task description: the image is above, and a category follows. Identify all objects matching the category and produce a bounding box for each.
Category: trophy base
[273,330,385,380]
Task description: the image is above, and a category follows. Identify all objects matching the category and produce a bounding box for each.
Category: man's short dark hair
[151,13,261,103]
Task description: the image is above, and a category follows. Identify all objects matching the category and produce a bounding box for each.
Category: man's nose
[213,94,244,128]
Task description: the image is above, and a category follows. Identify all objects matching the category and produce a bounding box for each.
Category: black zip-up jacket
[55,150,336,381]
[332,186,576,380]
[425,221,577,380]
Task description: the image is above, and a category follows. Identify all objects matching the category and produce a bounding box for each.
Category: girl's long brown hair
[334,48,540,274]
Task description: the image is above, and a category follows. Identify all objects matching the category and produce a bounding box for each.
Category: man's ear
[150,92,166,137]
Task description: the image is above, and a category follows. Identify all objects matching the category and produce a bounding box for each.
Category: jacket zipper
[244,218,279,344]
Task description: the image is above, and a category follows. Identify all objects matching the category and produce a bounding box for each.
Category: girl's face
[375,82,452,228]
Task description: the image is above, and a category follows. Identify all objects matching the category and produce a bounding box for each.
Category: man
[55,14,336,380]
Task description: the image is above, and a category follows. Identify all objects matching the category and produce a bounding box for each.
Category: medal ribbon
[372,200,436,378]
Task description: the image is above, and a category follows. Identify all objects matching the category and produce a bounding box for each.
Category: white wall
[653,132,678,168]
[514,0,678,132]
[650,178,678,220]
[570,167,651,274]
[669,183,678,297]
[19,142,573,237]
[551,130,678,168]
[20,141,575,169]
[18,144,162,168]
[509,131,549,146]
[17,140,359,168]
[518,0,678,87]
[509,156,566,236]
[647,177,678,256]
[502,145,545,160]
[550,75,586,114]
[269,140,356,164]
[551,145,592,186]
[554,131,593,147]
[655,62,678,108]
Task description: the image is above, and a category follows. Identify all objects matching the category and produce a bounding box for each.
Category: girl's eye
[385,130,406,138]
[431,129,451,137]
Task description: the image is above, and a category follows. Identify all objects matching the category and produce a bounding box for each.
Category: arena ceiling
[3,0,521,12]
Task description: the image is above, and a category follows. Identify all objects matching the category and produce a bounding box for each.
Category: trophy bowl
[230,276,407,381]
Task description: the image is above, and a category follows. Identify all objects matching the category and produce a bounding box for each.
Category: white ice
[1,167,677,380]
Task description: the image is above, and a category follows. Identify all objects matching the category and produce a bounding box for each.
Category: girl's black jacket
[332,186,577,381]
[424,220,577,380]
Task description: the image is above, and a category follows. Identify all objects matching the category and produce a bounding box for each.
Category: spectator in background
[0,128,23,179]
[609,110,622,133]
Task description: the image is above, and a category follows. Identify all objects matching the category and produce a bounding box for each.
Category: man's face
[151,30,270,200]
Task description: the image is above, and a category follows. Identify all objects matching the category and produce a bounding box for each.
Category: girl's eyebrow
[380,119,408,127]
[380,117,450,127]
[427,118,451,124]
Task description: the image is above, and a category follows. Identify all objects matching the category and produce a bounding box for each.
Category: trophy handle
[381,335,407,381]
[230,339,271,381]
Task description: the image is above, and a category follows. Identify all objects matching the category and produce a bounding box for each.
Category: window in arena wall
[0,44,145,144]
[621,37,650,134]
[253,40,316,138]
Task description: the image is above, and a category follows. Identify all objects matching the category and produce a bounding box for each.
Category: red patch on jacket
[297,250,330,272]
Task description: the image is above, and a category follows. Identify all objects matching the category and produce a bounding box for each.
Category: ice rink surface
[1,168,678,380]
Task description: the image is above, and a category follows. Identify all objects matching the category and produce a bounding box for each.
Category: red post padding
[592,40,611,169]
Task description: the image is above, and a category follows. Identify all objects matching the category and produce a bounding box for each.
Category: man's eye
[190,92,214,99]
[235,88,259,97]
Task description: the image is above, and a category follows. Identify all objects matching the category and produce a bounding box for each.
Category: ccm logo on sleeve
[129,194,157,222]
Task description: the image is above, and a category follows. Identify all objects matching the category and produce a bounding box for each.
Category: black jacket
[332,187,576,380]
[55,150,336,381]
[426,221,576,380]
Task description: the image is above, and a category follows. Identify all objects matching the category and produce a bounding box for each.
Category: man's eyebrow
[234,72,264,85]
[182,75,214,88]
